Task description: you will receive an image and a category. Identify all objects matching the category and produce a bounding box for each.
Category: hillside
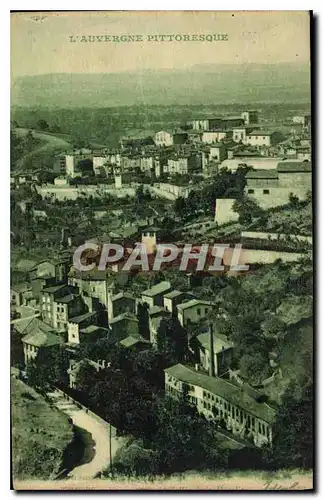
[11,63,310,108]
[11,377,73,481]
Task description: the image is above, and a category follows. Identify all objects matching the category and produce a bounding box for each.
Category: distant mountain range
[11,63,310,108]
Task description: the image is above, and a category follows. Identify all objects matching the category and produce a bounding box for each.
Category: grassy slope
[11,378,73,480]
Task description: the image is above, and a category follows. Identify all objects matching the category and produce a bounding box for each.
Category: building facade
[164,363,276,448]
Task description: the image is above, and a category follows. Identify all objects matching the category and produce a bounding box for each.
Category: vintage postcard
[10,10,313,490]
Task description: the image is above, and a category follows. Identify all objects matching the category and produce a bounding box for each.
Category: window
[197,308,201,316]
[42,296,46,303]
[263,189,270,194]
[248,189,255,194]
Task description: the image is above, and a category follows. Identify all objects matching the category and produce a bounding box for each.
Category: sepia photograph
[10,10,313,491]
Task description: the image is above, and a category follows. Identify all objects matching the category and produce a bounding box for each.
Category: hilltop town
[11,106,313,480]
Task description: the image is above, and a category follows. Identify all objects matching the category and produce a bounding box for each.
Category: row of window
[196,307,209,316]
[248,189,270,195]
[247,136,268,140]
[202,391,270,437]
[26,344,37,353]
[167,383,270,439]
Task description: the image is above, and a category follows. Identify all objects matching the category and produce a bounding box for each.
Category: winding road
[47,390,122,480]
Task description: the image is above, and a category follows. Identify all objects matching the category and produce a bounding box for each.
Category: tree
[267,383,313,469]
[11,328,24,368]
[156,317,188,364]
[37,119,49,131]
[112,441,159,477]
[289,192,300,207]
[239,352,271,386]
[77,158,94,176]
[174,196,187,219]
[261,314,286,342]
[152,396,226,474]
[50,124,61,133]
[26,346,69,392]
[232,195,265,224]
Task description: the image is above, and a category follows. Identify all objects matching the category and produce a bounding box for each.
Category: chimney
[209,322,215,378]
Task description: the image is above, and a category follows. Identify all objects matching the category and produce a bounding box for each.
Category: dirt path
[47,390,122,480]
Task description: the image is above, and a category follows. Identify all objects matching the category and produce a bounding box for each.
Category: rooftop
[109,312,138,325]
[245,170,279,179]
[120,336,151,348]
[165,364,276,424]
[22,319,63,347]
[15,259,38,272]
[111,291,135,302]
[197,332,234,353]
[55,294,79,304]
[43,284,68,294]
[277,161,312,173]
[177,299,213,311]
[149,305,167,316]
[11,282,31,293]
[142,281,172,298]
[163,290,185,299]
[69,311,97,325]
[247,130,274,136]
[80,325,102,335]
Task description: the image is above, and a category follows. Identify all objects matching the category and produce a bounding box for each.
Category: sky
[11,11,311,79]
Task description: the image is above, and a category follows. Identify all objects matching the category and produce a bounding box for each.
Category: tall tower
[107,282,115,323]
[114,166,122,189]
[209,322,215,378]
[141,227,158,255]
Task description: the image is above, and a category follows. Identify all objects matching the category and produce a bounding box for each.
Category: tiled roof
[111,291,135,302]
[55,294,79,304]
[13,316,36,335]
[120,336,150,348]
[142,281,172,298]
[245,170,279,179]
[177,299,213,311]
[165,364,276,424]
[163,290,185,299]
[277,161,312,173]
[109,313,138,325]
[15,259,38,272]
[197,332,234,353]
[79,325,101,334]
[42,284,68,294]
[22,319,63,347]
[149,305,167,317]
[69,311,97,325]
[247,130,273,136]
[11,282,31,292]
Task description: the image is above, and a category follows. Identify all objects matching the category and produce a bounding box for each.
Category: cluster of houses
[11,240,277,448]
[214,159,312,225]
[45,110,311,187]
[11,108,312,451]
